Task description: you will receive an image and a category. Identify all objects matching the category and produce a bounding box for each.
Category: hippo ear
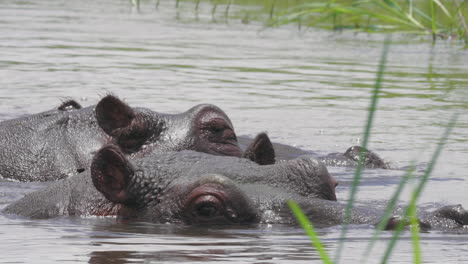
[95,95,136,135]
[58,99,82,111]
[91,144,134,204]
[344,146,388,169]
[242,133,275,165]
[95,95,159,153]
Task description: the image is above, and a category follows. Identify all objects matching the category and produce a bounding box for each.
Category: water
[1,0,468,263]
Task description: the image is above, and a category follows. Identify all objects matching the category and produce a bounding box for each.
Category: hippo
[0,95,388,182]
[238,137,390,169]
[3,144,466,231]
[0,95,248,182]
[2,142,337,219]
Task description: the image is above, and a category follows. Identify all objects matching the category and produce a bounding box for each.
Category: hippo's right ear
[242,133,275,165]
[95,95,136,135]
[91,144,134,204]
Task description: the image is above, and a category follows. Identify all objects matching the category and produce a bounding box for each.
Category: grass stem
[380,113,458,264]
[288,201,333,264]
[362,162,416,263]
[334,34,391,264]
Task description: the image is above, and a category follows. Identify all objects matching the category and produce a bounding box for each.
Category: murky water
[1,0,468,263]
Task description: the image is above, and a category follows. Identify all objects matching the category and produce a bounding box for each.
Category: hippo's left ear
[95,95,158,153]
[242,133,275,165]
[91,144,134,204]
[95,95,136,135]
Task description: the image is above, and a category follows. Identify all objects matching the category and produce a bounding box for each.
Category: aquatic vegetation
[334,34,391,263]
[288,36,459,263]
[271,0,468,41]
[160,0,468,42]
[377,113,457,264]
[288,200,333,264]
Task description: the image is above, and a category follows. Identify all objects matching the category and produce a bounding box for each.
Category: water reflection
[89,251,136,264]
[86,224,326,263]
[1,0,468,263]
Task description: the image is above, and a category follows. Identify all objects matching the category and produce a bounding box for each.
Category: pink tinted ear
[242,133,275,165]
[91,144,134,204]
[95,95,135,135]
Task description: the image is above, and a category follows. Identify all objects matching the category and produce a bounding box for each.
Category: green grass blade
[196,0,468,38]
[334,35,391,264]
[408,0,413,17]
[274,2,419,30]
[271,6,329,27]
[361,162,416,263]
[380,113,458,264]
[404,13,425,30]
[383,0,403,12]
[288,200,333,264]
[412,7,440,26]
[430,0,437,39]
[456,0,468,40]
[432,0,451,17]
[371,2,425,29]
[380,215,406,264]
[409,201,421,264]
[378,0,426,29]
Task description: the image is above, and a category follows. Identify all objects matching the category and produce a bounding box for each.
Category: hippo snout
[282,156,337,201]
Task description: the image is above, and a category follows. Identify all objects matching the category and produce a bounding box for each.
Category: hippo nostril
[196,203,218,218]
[185,183,246,223]
[209,125,223,133]
[192,195,222,219]
[223,130,237,141]
[225,208,238,221]
[77,168,85,173]
[200,118,231,136]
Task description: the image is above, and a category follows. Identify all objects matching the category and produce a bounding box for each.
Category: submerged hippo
[0,95,246,182]
[4,144,466,230]
[3,142,336,219]
[238,137,389,169]
[0,96,388,182]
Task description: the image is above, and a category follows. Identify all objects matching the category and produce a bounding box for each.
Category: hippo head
[90,143,337,225]
[140,174,260,225]
[91,145,258,224]
[343,146,389,169]
[95,95,242,158]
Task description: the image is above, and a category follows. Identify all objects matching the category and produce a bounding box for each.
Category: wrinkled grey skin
[3,145,337,219]
[4,145,466,231]
[0,95,243,182]
[238,137,390,169]
[236,184,468,229]
[0,95,387,183]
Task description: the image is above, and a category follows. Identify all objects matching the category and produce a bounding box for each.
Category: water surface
[1,0,468,263]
